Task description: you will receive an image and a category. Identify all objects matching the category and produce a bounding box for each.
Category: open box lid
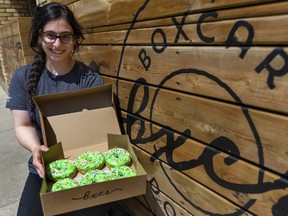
[33,84,121,151]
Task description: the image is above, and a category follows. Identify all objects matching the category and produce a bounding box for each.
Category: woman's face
[40,18,74,63]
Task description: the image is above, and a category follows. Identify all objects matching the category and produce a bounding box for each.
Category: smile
[50,49,65,55]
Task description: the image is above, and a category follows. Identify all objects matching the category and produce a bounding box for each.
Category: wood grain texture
[77,45,288,114]
[69,1,288,214]
[120,109,287,215]
[136,184,193,216]
[132,144,253,215]
[84,1,288,34]
[102,75,287,215]
[116,187,173,216]
[135,186,169,216]
[0,17,33,91]
[115,79,288,175]
[65,0,280,29]
[82,13,288,45]
[116,197,155,216]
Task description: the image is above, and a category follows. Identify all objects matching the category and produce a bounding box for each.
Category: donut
[46,159,77,181]
[104,147,132,168]
[109,166,136,180]
[51,178,78,192]
[79,170,108,186]
[75,151,105,174]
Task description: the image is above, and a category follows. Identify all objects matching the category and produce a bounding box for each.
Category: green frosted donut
[79,170,109,186]
[104,147,132,168]
[46,159,77,181]
[109,166,136,180]
[51,178,78,192]
[75,151,105,174]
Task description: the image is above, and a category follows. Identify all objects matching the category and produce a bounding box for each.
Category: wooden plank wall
[0,17,33,92]
[46,0,288,215]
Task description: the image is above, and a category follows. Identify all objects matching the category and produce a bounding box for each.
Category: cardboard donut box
[33,84,147,216]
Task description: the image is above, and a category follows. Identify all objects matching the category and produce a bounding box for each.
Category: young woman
[6,2,116,215]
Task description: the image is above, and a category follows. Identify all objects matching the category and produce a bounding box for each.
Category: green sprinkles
[104,147,131,168]
[79,170,109,186]
[109,166,136,180]
[75,151,105,173]
[51,178,78,192]
[46,159,77,181]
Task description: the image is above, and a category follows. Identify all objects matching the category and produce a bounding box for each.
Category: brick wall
[0,0,31,28]
[36,0,46,6]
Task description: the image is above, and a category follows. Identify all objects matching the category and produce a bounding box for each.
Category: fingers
[36,167,45,178]
[34,157,45,178]
[40,145,49,152]
[33,145,49,178]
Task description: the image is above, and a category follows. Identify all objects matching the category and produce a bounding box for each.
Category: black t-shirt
[6,61,103,174]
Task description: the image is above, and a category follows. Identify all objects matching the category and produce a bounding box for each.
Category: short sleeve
[86,71,103,88]
[78,62,104,88]
[5,66,29,111]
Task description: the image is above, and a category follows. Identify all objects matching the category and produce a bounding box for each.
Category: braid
[28,50,46,123]
[27,2,85,123]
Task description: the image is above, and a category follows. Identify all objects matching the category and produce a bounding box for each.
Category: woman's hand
[32,145,49,178]
[11,110,49,178]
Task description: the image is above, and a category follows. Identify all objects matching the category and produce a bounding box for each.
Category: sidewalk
[0,87,31,216]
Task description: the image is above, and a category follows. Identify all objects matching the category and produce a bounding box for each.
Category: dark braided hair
[28,2,84,123]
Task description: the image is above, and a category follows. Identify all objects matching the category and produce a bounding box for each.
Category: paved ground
[0,87,31,216]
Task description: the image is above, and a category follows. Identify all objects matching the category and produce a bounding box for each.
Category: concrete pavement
[0,86,31,216]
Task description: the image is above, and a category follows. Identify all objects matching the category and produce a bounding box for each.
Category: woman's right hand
[32,145,49,178]
[11,110,49,178]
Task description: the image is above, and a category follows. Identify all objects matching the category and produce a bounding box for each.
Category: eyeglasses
[40,32,75,44]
